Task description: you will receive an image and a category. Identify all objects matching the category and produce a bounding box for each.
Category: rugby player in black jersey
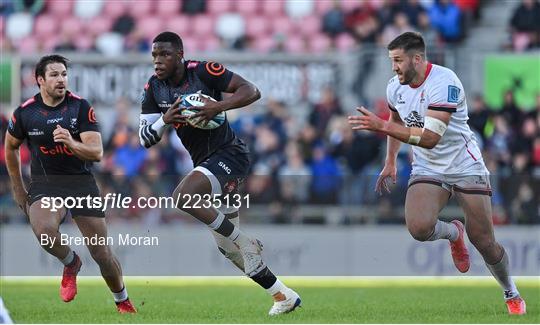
[139,32,301,315]
[5,55,136,313]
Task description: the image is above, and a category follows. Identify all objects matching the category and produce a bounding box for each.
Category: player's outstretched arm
[349,107,450,149]
[53,126,103,162]
[4,132,28,214]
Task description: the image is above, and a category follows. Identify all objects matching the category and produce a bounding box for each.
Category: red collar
[409,62,432,89]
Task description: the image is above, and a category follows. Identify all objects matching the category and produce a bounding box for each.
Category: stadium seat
[96,32,124,56]
[156,0,181,18]
[61,17,85,36]
[74,35,95,51]
[74,0,104,19]
[298,15,321,36]
[335,33,357,52]
[253,36,275,53]
[201,36,221,52]
[309,33,332,52]
[137,17,165,39]
[215,13,245,44]
[262,0,284,15]
[34,14,58,37]
[284,36,305,53]
[166,15,192,36]
[6,12,33,41]
[191,15,215,37]
[271,15,294,35]
[129,0,154,19]
[341,0,362,12]
[86,16,114,36]
[245,16,269,38]
[42,35,60,52]
[235,0,259,15]
[285,0,314,19]
[207,0,234,14]
[47,0,74,16]
[17,36,38,53]
[102,0,127,19]
[182,36,200,52]
[315,0,334,15]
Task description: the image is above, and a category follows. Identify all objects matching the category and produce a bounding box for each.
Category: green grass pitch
[1,277,538,323]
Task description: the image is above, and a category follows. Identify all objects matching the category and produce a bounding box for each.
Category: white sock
[59,250,74,266]
[112,286,129,303]
[486,250,519,300]
[266,279,287,296]
[427,220,459,241]
[208,211,225,230]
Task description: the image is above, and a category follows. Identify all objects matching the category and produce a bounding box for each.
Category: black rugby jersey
[8,91,99,177]
[141,60,249,166]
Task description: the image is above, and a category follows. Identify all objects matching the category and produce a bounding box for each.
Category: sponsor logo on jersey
[158,101,172,109]
[206,62,225,76]
[47,117,63,124]
[28,128,44,136]
[88,107,97,123]
[218,161,232,174]
[70,118,78,129]
[420,90,426,103]
[397,93,405,104]
[39,144,74,156]
[404,111,424,128]
[448,85,460,103]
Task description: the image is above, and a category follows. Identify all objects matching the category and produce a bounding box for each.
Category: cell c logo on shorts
[88,107,97,123]
[40,144,74,156]
[218,161,231,174]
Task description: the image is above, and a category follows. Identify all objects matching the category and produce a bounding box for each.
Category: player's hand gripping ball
[179,93,226,129]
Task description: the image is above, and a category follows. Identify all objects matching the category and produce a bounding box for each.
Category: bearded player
[5,55,136,313]
[348,32,526,315]
[138,31,301,315]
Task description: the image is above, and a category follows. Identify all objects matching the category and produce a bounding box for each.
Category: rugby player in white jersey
[348,32,526,315]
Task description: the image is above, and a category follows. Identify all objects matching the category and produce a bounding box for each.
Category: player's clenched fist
[163,97,188,125]
[53,125,75,146]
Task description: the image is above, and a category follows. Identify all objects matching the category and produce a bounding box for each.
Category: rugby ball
[180,93,226,130]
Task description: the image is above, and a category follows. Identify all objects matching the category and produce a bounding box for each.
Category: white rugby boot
[268,288,302,316]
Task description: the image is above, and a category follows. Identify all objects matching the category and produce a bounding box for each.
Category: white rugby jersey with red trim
[386,63,488,175]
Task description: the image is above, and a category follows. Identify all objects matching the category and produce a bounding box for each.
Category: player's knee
[407,223,435,242]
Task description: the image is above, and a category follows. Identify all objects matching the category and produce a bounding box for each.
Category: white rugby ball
[180,93,226,130]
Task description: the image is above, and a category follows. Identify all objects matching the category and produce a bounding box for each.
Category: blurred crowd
[1,0,483,54]
[508,0,540,51]
[1,89,539,225]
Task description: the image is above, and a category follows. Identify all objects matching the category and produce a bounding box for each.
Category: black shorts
[196,149,251,196]
[28,175,105,218]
